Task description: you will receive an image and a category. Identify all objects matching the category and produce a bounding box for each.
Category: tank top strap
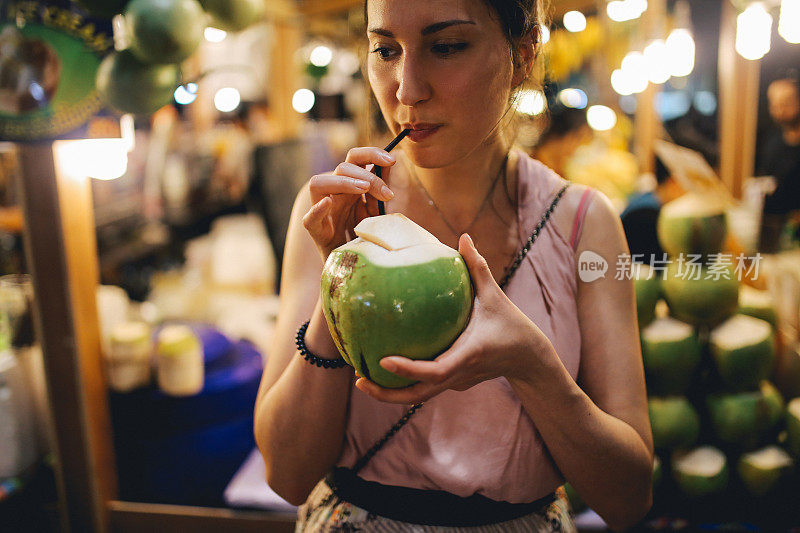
[569,188,596,251]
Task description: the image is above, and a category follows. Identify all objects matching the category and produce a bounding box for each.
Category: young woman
[254,0,653,530]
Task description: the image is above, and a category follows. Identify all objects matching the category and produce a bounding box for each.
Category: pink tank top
[336,153,594,504]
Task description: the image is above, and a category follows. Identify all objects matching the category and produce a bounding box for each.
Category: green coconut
[672,446,729,498]
[126,0,206,64]
[737,445,793,497]
[198,0,266,32]
[634,263,660,327]
[657,192,727,258]
[787,398,800,459]
[709,315,774,391]
[96,50,180,115]
[641,317,701,395]
[662,261,739,326]
[707,381,785,450]
[321,214,473,388]
[738,285,778,328]
[648,396,700,450]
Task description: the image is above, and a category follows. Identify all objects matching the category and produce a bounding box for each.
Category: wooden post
[718,0,760,200]
[16,142,117,533]
[634,0,666,175]
[267,0,303,141]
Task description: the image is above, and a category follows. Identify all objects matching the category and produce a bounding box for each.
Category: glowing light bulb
[779,0,800,44]
[559,88,588,109]
[611,69,634,96]
[736,3,773,60]
[665,29,695,77]
[214,87,241,113]
[309,46,333,67]
[587,105,617,131]
[644,39,671,84]
[174,83,198,105]
[563,11,587,33]
[515,90,546,115]
[292,89,315,113]
[204,27,227,43]
[621,51,649,93]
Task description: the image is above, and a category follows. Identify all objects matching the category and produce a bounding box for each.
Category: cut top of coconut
[643,316,694,342]
[674,446,726,476]
[354,213,440,251]
[739,285,774,308]
[789,398,800,420]
[661,192,726,219]
[742,446,793,469]
[710,314,772,350]
[339,237,459,267]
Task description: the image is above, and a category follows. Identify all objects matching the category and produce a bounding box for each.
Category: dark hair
[363,0,540,63]
[482,0,540,63]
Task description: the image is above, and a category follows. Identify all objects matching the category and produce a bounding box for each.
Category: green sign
[0,1,113,141]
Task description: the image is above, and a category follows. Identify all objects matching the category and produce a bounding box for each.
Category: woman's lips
[406,125,441,142]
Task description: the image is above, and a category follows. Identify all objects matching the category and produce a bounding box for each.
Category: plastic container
[156,325,204,396]
[107,322,152,393]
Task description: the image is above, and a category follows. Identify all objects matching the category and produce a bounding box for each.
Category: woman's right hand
[303,147,397,260]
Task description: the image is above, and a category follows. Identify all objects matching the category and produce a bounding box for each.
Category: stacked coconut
[74,0,265,115]
[634,192,800,513]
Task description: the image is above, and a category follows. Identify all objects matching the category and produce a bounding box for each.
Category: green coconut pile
[623,191,800,511]
[86,0,266,115]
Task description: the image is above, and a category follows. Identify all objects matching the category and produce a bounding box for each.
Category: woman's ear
[511,31,537,88]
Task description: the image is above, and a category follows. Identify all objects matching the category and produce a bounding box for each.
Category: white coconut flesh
[354,213,439,250]
[739,286,774,308]
[789,398,800,420]
[340,237,459,267]
[661,193,726,219]
[742,446,793,470]
[338,214,458,267]
[710,315,771,351]
[643,317,694,342]
[674,447,726,476]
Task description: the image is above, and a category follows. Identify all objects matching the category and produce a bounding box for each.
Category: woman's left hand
[355,233,554,404]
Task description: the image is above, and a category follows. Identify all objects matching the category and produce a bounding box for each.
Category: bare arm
[507,190,653,531]
[253,185,355,506]
[254,147,397,505]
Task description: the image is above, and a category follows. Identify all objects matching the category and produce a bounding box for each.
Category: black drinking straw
[376,129,410,215]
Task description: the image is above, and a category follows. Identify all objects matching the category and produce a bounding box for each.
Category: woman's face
[366,0,517,168]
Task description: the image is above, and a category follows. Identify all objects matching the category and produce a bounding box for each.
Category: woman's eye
[371,46,397,60]
[431,42,468,56]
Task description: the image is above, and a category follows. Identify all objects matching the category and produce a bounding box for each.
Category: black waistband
[324,467,557,527]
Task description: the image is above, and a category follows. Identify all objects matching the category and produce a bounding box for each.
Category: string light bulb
[779,0,800,44]
[735,2,773,60]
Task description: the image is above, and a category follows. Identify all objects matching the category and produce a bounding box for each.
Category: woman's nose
[395,56,431,106]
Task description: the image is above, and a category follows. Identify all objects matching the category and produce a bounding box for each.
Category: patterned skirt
[295,480,577,532]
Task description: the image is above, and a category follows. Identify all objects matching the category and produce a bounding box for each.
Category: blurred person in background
[758,77,800,253]
[620,156,684,264]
